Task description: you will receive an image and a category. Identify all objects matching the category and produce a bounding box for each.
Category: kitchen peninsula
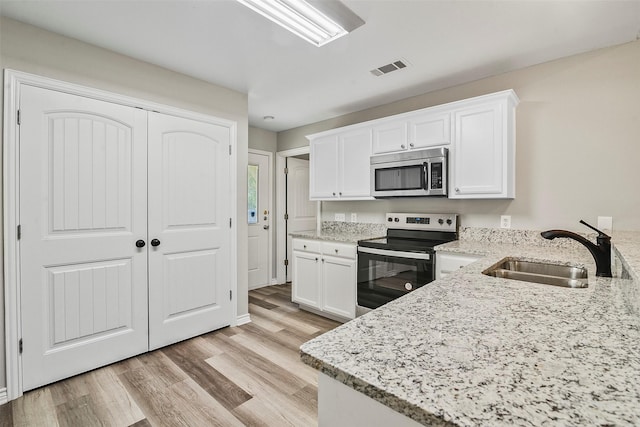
[301,229,640,426]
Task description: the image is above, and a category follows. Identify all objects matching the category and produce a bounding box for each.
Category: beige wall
[0,17,250,388]
[278,40,640,232]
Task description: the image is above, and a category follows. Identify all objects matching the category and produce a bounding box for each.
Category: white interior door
[286,157,317,282]
[19,85,149,391]
[248,151,271,289]
[147,112,232,350]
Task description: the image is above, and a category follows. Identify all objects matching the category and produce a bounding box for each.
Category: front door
[147,112,232,350]
[19,85,149,390]
[247,150,271,289]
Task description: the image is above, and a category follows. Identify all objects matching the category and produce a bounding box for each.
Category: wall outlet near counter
[335,213,346,222]
[597,216,613,231]
[500,215,511,229]
[350,213,357,222]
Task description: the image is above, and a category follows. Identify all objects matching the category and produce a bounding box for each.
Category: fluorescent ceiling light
[237,0,365,46]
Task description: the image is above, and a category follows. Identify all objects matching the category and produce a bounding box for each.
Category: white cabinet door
[408,112,451,148]
[19,86,149,390]
[436,252,481,279]
[321,256,356,319]
[372,119,408,154]
[292,250,321,309]
[147,112,232,350]
[310,135,339,199]
[450,103,509,198]
[339,129,373,198]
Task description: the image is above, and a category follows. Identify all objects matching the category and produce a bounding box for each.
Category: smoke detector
[370,60,408,77]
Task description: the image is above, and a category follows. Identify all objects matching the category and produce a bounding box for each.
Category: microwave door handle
[422,162,429,190]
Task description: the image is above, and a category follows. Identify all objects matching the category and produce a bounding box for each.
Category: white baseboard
[0,387,8,405]
[271,278,281,285]
[236,313,251,326]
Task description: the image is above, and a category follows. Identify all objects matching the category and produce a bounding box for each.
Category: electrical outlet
[335,213,346,222]
[500,215,511,229]
[350,213,358,222]
[597,216,613,231]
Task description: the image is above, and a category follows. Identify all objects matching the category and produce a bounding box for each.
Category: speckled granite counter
[301,229,640,426]
[290,221,386,244]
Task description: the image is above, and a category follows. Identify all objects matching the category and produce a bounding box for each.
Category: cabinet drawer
[321,242,356,259]
[292,239,322,253]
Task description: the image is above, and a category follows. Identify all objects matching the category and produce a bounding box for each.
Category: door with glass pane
[248,150,271,289]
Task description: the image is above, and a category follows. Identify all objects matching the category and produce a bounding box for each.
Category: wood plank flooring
[0,284,340,427]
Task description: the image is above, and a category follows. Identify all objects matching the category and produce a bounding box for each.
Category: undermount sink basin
[482,258,588,288]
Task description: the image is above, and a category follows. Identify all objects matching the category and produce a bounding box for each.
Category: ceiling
[1,0,639,132]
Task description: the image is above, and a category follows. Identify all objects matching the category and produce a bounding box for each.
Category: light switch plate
[597,216,613,231]
[500,215,511,229]
[335,213,346,222]
[350,213,357,222]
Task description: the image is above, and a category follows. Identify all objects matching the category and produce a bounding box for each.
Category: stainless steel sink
[482,258,588,288]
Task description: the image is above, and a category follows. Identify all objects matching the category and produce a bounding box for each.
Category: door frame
[248,148,274,289]
[275,146,321,284]
[2,69,239,401]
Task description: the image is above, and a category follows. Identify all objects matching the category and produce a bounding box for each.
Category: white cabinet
[292,238,357,320]
[371,111,451,154]
[309,128,373,201]
[449,91,518,199]
[436,252,482,279]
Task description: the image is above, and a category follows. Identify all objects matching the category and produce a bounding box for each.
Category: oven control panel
[386,213,458,231]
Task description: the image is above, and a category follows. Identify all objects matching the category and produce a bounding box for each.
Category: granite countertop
[300,230,640,426]
[289,221,386,244]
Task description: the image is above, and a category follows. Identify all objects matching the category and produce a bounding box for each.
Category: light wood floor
[0,284,340,427]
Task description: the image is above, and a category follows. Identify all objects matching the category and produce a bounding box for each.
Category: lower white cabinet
[436,252,482,279]
[292,238,357,320]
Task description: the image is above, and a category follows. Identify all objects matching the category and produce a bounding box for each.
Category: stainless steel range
[356,213,458,315]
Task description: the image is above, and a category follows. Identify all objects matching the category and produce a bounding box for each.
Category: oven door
[357,247,435,310]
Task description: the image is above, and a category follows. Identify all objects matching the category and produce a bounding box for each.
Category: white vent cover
[370,60,408,76]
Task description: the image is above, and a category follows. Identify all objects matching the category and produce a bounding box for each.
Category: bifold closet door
[19,85,149,391]
[147,112,232,350]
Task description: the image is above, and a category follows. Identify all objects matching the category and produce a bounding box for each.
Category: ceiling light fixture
[236,0,364,47]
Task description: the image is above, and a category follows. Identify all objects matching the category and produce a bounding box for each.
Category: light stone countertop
[289,221,386,244]
[300,230,640,426]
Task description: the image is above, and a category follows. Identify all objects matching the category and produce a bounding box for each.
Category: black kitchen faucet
[541,220,612,277]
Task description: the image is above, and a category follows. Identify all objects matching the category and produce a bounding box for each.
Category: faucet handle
[579,220,610,238]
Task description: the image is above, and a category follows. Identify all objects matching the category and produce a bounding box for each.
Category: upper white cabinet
[309,128,373,201]
[372,111,451,154]
[449,91,518,199]
[307,89,518,201]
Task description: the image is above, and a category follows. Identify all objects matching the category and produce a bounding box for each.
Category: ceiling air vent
[370,60,408,77]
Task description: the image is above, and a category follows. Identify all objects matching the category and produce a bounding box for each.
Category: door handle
[135,239,146,248]
[151,238,161,247]
[263,225,269,230]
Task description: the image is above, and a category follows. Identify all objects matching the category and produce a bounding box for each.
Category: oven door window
[357,251,433,310]
[374,164,425,191]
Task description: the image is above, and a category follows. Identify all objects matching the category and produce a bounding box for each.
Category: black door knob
[151,239,161,247]
[136,239,146,248]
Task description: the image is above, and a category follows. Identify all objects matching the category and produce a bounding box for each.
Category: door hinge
[229,290,232,300]
[17,110,21,125]
[19,339,23,354]
[229,145,232,155]
[284,167,288,174]
[284,213,289,220]
[284,259,289,266]
[229,218,232,228]
[17,225,21,240]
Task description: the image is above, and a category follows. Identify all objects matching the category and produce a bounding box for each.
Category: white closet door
[19,85,149,391]
[147,112,232,350]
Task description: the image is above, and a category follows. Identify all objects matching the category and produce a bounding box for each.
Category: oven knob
[438,218,444,225]
[404,282,413,291]
[446,219,452,225]
[394,217,399,222]
[387,217,393,222]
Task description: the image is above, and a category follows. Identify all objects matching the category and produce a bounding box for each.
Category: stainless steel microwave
[370,147,448,197]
